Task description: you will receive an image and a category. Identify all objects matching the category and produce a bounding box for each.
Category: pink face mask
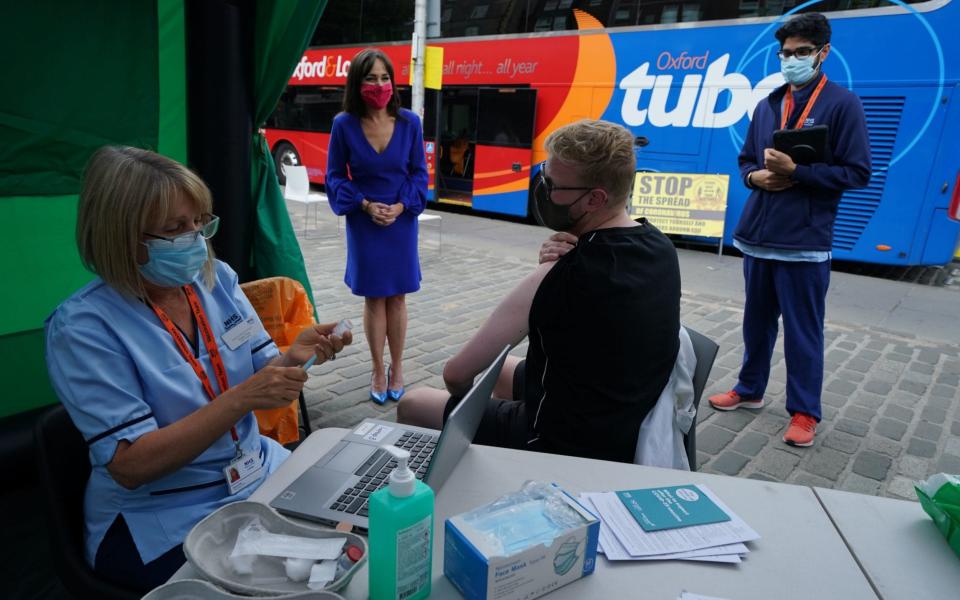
[360,82,393,110]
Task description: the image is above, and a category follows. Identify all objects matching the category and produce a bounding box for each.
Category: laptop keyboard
[328,431,438,517]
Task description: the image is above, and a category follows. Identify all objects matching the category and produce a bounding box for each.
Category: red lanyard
[781,74,828,130]
[150,286,238,443]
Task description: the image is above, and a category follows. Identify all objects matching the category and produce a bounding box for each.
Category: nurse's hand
[286,322,353,367]
[232,366,309,410]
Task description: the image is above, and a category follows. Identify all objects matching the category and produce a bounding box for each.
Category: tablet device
[773,124,829,165]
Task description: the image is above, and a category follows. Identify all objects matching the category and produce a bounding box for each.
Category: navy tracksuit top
[734,73,872,251]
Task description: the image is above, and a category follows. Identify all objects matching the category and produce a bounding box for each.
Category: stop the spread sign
[631,172,729,238]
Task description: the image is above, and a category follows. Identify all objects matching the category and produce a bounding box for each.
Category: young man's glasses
[537,161,594,197]
[777,46,821,60]
[144,214,220,246]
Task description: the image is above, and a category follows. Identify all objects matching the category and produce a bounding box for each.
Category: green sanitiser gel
[368,445,435,600]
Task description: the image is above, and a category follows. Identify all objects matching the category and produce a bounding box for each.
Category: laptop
[270,346,510,530]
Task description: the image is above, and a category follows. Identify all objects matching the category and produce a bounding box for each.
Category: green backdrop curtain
[250,0,328,313]
[0,0,185,417]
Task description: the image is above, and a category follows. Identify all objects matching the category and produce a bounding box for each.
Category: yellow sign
[424,46,444,90]
[631,172,729,238]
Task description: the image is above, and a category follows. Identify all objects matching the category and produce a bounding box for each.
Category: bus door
[472,88,537,217]
[434,88,479,207]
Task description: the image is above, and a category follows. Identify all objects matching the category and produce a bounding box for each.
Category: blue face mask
[139,234,209,287]
[780,53,820,86]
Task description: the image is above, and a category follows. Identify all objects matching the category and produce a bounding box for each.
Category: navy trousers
[733,255,830,421]
[94,514,186,592]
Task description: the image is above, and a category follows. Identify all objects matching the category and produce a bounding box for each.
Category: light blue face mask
[780,52,821,86]
[466,497,587,556]
[139,234,209,287]
[467,500,563,555]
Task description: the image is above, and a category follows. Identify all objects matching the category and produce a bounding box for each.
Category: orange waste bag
[240,277,316,445]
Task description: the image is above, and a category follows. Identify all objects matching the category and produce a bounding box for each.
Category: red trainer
[708,390,765,411]
[783,413,817,447]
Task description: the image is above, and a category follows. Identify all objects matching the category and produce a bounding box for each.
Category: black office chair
[34,404,140,600]
[684,327,720,471]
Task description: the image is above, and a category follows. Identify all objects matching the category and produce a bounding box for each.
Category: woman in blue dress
[326,48,428,404]
[45,146,353,591]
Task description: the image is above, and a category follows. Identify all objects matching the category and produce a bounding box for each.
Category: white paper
[307,560,338,590]
[230,521,346,560]
[582,495,747,563]
[363,423,394,442]
[679,593,733,600]
[353,422,375,436]
[583,486,759,557]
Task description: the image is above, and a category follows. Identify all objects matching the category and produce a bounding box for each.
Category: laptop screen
[422,345,509,491]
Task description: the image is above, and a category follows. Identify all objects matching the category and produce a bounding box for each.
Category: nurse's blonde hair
[76,146,215,298]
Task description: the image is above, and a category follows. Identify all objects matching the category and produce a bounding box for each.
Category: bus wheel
[273,142,300,185]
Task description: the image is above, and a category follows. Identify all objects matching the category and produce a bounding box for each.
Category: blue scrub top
[45,260,290,566]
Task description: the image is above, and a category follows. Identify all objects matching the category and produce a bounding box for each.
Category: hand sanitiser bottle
[368,445,434,600]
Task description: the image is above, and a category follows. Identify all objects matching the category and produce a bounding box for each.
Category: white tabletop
[815,487,960,600]
[175,428,879,599]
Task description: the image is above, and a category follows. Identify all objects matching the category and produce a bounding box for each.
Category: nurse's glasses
[143,214,220,247]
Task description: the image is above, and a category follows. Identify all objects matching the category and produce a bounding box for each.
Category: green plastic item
[915,473,960,558]
[368,446,435,600]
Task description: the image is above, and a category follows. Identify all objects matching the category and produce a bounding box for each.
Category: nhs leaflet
[616,485,730,531]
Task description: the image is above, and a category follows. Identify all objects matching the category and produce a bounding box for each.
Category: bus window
[395,87,438,140]
[477,88,536,148]
[524,0,929,30]
[316,0,934,40]
[435,88,479,202]
[312,0,414,45]
[441,0,527,37]
[267,86,341,134]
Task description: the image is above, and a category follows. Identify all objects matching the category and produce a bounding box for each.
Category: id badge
[222,317,257,350]
[224,449,263,495]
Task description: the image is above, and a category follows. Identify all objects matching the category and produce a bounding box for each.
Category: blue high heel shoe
[370,374,388,405]
[387,366,405,401]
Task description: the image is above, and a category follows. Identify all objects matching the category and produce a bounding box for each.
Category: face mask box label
[443,486,599,600]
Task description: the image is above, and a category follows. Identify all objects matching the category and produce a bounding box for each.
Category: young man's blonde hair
[543,119,637,203]
[77,146,215,298]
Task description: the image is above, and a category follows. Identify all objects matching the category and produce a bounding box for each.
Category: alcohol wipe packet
[915,473,960,558]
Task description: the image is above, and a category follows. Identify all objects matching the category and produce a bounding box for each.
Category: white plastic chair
[418,212,443,256]
[281,165,327,234]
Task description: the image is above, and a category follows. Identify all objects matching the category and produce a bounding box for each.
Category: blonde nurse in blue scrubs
[45,146,353,592]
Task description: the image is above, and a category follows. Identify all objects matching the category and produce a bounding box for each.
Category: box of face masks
[443,482,599,600]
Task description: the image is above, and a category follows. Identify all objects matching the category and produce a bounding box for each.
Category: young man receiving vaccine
[708,13,871,447]
[397,119,681,464]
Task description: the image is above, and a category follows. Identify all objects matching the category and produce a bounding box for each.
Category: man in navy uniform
[708,12,871,447]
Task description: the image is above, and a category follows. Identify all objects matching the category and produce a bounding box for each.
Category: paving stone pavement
[288,204,960,502]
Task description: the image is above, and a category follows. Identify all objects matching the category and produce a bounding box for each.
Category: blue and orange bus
[264,0,960,266]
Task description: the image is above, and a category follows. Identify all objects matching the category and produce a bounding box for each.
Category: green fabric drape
[0,0,185,417]
[250,0,327,313]
[0,0,160,197]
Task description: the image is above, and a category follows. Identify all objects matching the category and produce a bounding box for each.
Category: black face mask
[531,178,591,232]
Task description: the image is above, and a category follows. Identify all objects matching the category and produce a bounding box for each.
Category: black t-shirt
[523,219,681,463]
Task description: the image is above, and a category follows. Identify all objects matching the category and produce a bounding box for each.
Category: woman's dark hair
[775,12,831,48]
[342,48,402,119]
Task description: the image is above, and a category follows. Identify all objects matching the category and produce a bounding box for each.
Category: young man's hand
[538,232,578,264]
[750,168,795,192]
[763,148,797,177]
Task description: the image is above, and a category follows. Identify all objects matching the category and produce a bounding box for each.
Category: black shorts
[442,359,530,450]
